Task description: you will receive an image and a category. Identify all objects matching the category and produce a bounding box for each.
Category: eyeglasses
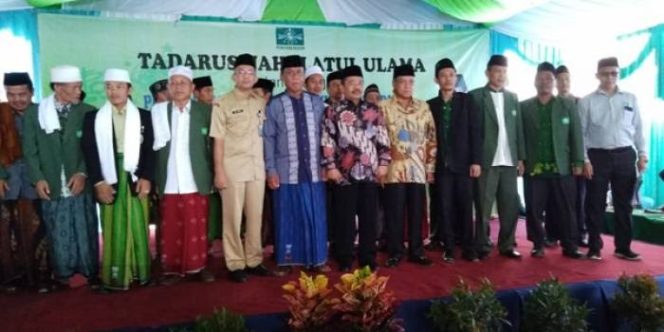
[599,71,619,77]
[235,69,256,76]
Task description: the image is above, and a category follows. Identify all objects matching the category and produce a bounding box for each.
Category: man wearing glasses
[579,57,648,261]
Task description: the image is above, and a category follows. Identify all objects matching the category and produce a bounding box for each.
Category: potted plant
[520,277,589,332]
[428,278,509,332]
[282,271,336,331]
[332,266,404,332]
[612,273,664,331]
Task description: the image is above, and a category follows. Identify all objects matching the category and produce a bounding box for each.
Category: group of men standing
[0,52,648,293]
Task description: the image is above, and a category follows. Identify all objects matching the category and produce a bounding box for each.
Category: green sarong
[100,154,150,291]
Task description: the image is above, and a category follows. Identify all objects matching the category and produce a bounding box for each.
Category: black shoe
[614,250,641,261]
[37,282,51,294]
[199,269,216,283]
[477,251,491,261]
[88,277,102,291]
[586,249,602,261]
[229,270,248,283]
[499,250,522,259]
[273,266,293,277]
[3,285,17,294]
[385,256,402,268]
[408,255,433,266]
[442,251,455,263]
[246,264,273,276]
[530,248,545,258]
[578,236,589,248]
[562,250,584,259]
[544,239,558,248]
[425,241,444,251]
[159,275,182,286]
[461,251,479,262]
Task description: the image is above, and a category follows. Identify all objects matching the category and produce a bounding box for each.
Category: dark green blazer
[468,86,525,168]
[22,101,96,200]
[154,100,213,197]
[520,96,584,176]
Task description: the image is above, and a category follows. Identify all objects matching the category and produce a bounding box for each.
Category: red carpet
[3,219,664,332]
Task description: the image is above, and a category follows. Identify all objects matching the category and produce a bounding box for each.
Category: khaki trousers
[221,180,265,271]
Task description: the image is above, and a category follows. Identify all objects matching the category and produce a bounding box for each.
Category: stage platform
[2,219,664,332]
[605,208,664,245]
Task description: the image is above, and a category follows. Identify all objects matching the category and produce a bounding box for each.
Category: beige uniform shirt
[210,88,266,182]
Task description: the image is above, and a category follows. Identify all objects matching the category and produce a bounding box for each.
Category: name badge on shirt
[624,105,633,112]
[232,109,244,115]
[512,110,517,116]
[201,127,208,135]
[76,130,82,138]
[561,117,570,125]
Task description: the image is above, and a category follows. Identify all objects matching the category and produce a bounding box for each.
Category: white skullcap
[168,66,193,81]
[305,65,323,80]
[50,65,82,83]
[103,68,131,83]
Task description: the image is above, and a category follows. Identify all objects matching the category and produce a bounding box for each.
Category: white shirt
[579,88,646,161]
[490,91,514,167]
[164,101,198,194]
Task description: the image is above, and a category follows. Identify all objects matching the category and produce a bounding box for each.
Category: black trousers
[524,175,578,252]
[585,147,637,252]
[332,182,378,267]
[575,176,588,237]
[544,175,587,242]
[544,199,560,241]
[384,183,425,258]
[428,184,441,243]
[429,179,464,245]
[435,168,474,254]
[326,182,336,244]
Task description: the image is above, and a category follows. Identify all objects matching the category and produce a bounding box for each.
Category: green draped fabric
[490,31,561,66]
[642,123,664,207]
[618,25,664,207]
[100,155,151,291]
[620,24,664,100]
[27,0,76,8]
[261,0,325,22]
[424,0,548,23]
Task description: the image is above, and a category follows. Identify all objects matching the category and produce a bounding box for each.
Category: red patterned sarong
[160,193,209,275]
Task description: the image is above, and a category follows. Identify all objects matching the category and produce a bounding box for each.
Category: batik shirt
[321,99,391,185]
[380,96,436,184]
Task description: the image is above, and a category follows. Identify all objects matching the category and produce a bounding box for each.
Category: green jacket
[520,96,584,176]
[0,166,7,180]
[154,100,213,197]
[22,101,96,200]
[469,86,526,168]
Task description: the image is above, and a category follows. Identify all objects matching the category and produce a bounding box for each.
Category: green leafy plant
[332,266,404,332]
[282,266,403,332]
[282,271,337,331]
[521,277,589,332]
[169,307,248,332]
[429,278,509,332]
[612,273,664,331]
